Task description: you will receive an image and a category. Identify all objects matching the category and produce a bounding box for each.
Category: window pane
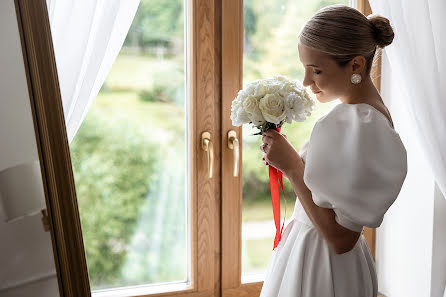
[70,0,190,291]
[241,0,350,279]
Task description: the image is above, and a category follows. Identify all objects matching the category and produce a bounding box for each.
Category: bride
[259,4,407,297]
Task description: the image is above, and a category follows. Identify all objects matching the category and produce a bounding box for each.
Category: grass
[243,237,274,273]
[243,199,297,222]
[104,54,183,91]
[94,92,183,125]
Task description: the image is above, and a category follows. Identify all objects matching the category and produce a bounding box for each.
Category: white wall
[376,50,446,297]
[0,0,59,296]
[431,185,446,297]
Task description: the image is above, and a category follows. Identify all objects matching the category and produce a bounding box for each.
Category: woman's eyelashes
[313,70,321,75]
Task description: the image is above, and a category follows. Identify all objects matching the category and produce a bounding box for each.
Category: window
[67,1,375,296]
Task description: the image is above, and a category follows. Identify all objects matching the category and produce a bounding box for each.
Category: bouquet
[230,75,315,250]
[230,75,315,134]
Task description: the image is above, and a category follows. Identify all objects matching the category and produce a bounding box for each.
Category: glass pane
[70,0,190,291]
[241,0,350,279]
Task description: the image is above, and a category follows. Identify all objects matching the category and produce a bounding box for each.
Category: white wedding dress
[259,103,408,297]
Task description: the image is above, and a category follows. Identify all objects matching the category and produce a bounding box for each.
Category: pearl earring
[351,73,362,84]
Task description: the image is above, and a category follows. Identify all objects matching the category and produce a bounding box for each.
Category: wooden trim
[14,0,91,296]
[128,289,213,297]
[357,0,372,17]
[190,0,197,291]
[193,0,221,295]
[213,0,222,295]
[13,1,64,295]
[223,282,262,297]
[221,0,244,296]
[357,0,378,261]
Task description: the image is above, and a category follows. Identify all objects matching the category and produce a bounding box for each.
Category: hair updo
[298,4,394,76]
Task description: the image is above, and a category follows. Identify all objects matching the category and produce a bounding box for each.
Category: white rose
[231,98,250,126]
[264,82,281,94]
[243,96,265,125]
[292,79,305,92]
[284,92,305,123]
[230,76,315,127]
[248,82,259,95]
[273,75,288,82]
[259,93,286,124]
[253,84,266,99]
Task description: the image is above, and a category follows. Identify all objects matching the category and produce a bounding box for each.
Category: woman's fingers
[262,136,272,145]
[259,143,268,152]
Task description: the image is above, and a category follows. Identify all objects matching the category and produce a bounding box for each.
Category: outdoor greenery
[69,0,348,290]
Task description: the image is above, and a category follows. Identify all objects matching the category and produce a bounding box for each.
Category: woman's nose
[302,71,312,87]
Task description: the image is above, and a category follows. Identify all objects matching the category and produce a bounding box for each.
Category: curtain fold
[368,0,446,200]
[46,0,140,143]
[369,2,446,296]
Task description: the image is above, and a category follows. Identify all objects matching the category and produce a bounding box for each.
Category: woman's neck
[340,76,382,105]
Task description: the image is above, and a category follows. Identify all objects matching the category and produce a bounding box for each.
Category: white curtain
[46,0,140,143]
[368,1,446,200]
[368,2,446,296]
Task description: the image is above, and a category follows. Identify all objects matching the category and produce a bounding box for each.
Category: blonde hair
[298,4,394,76]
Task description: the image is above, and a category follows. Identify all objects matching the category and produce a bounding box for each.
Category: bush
[70,107,186,289]
[139,84,172,103]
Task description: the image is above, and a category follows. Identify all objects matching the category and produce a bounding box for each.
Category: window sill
[92,281,192,297]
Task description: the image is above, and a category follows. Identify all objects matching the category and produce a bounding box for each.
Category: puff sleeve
[303,104,408,232]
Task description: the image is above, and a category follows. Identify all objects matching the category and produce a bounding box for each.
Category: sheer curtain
[46,0,140,143]
[368,1,446,296]
[368,0,446,200]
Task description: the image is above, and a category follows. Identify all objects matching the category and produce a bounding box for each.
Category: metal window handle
[227,130,239,177]
[201,132,214,178]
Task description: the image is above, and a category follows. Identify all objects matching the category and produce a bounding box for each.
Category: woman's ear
[350,56,366,74]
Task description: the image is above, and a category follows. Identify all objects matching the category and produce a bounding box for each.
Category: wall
[431,185,446,297]
[376,50,446,297]
[0,0,59,296]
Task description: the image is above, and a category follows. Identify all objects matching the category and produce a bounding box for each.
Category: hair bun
[367,14,394,48]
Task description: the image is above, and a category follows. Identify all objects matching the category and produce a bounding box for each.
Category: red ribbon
[268,127,287,250]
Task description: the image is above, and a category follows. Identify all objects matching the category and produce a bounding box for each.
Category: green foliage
[70,101,187,289]
[139,85,171,103]
[242,0,349,83]
[70,109,158,288]
[124,0,184,50]
[244,0,257,43]
[137,69,185,106]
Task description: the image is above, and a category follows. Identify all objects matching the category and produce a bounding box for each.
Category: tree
[124,0,184,52]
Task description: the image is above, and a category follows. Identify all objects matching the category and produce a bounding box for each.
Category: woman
[259,5,408,297]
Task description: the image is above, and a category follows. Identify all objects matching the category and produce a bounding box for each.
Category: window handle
[201,132,214,178]
[227,130,239,177]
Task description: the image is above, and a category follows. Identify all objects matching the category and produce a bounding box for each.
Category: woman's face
[298,43,352,103]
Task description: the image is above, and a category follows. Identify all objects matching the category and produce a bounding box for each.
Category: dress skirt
[259,199,378,297]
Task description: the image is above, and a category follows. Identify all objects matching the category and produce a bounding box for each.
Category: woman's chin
[314,92,325,102]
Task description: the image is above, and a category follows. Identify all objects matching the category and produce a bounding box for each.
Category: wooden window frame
[358,0,380,261]
[15,0,222,296]
[15,0,91,296]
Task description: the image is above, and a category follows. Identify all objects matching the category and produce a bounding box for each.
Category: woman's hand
[260,130,304,177]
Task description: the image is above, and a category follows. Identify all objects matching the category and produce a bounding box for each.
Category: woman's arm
[286,151,361,254]
[261,129,360,254]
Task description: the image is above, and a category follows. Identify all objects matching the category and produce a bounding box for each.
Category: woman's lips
[312,90,321,94]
